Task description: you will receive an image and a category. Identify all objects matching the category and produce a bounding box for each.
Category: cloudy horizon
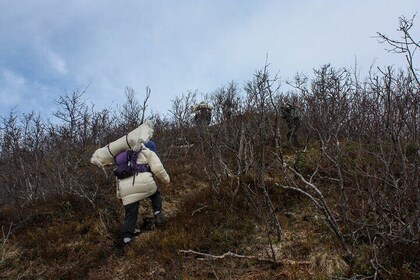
[1,0,418,119]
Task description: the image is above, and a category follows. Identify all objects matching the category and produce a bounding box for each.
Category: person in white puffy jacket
[117,140,170,245]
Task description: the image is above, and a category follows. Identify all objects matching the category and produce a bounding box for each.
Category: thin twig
[191,205,208,216]
[178,249,311,266]
[1,223,13,262]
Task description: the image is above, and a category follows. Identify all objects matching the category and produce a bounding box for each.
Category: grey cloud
[0,0,418,117]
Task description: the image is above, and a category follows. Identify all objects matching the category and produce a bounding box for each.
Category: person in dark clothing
[192,102,213,126]
[281,102,301,146]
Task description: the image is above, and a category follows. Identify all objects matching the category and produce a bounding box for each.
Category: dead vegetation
[1,16,420,279]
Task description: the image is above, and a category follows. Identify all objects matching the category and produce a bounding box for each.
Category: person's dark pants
[123,201,140,239]
[122,190,162,239]
[149,188,162,213]
[286,118,300,145]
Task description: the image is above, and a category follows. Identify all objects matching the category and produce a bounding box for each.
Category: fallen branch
[191,205,208,216]
[178,249,311,266]
[1,223,13,262]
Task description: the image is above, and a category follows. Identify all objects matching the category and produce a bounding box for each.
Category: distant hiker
[281,102,300,145]
[192,102,212,126]
[223,98,233,120]
[116,140,170,246]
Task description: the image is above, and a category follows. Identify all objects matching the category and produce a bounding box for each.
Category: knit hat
[145,140,157,153]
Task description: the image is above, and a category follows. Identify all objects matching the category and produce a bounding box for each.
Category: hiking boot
[122,237,132,255]
[154,211,164,227]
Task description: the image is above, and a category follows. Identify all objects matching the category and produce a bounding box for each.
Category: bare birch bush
[0,110,50,215]
[243,64,283,243]
[346,68,419,272]
[284,61,419,272]
[208,81,250,194]
[167,90,197,158]
[178,68,284,255]
[170,90,197,130]
[376,14,420,87]
[0,86,153,214]
[117,86,150,131]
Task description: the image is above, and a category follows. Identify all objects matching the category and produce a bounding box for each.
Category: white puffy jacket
[116,144,170,205]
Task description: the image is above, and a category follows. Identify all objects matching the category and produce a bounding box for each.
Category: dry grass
[3,159,415,279]
[0,183,351,280]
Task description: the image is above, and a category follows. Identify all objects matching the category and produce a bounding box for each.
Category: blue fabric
[145,140,157,153]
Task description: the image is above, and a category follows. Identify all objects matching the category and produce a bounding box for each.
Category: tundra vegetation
[0,15,419,279]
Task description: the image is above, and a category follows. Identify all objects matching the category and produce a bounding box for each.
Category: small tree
[376,14,420,86]
[118,86,150,130]
[169,90,197,130]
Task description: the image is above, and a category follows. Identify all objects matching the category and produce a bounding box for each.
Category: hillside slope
[1,154,355,280]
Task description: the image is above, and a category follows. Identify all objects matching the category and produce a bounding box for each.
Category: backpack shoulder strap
[125,134,132,149]
[107,144,115,158]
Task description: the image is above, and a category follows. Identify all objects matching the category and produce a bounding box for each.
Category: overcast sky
[0,0,418,119]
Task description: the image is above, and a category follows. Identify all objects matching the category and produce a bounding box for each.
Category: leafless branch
[178,249,311,266]
[1,223,13,263]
